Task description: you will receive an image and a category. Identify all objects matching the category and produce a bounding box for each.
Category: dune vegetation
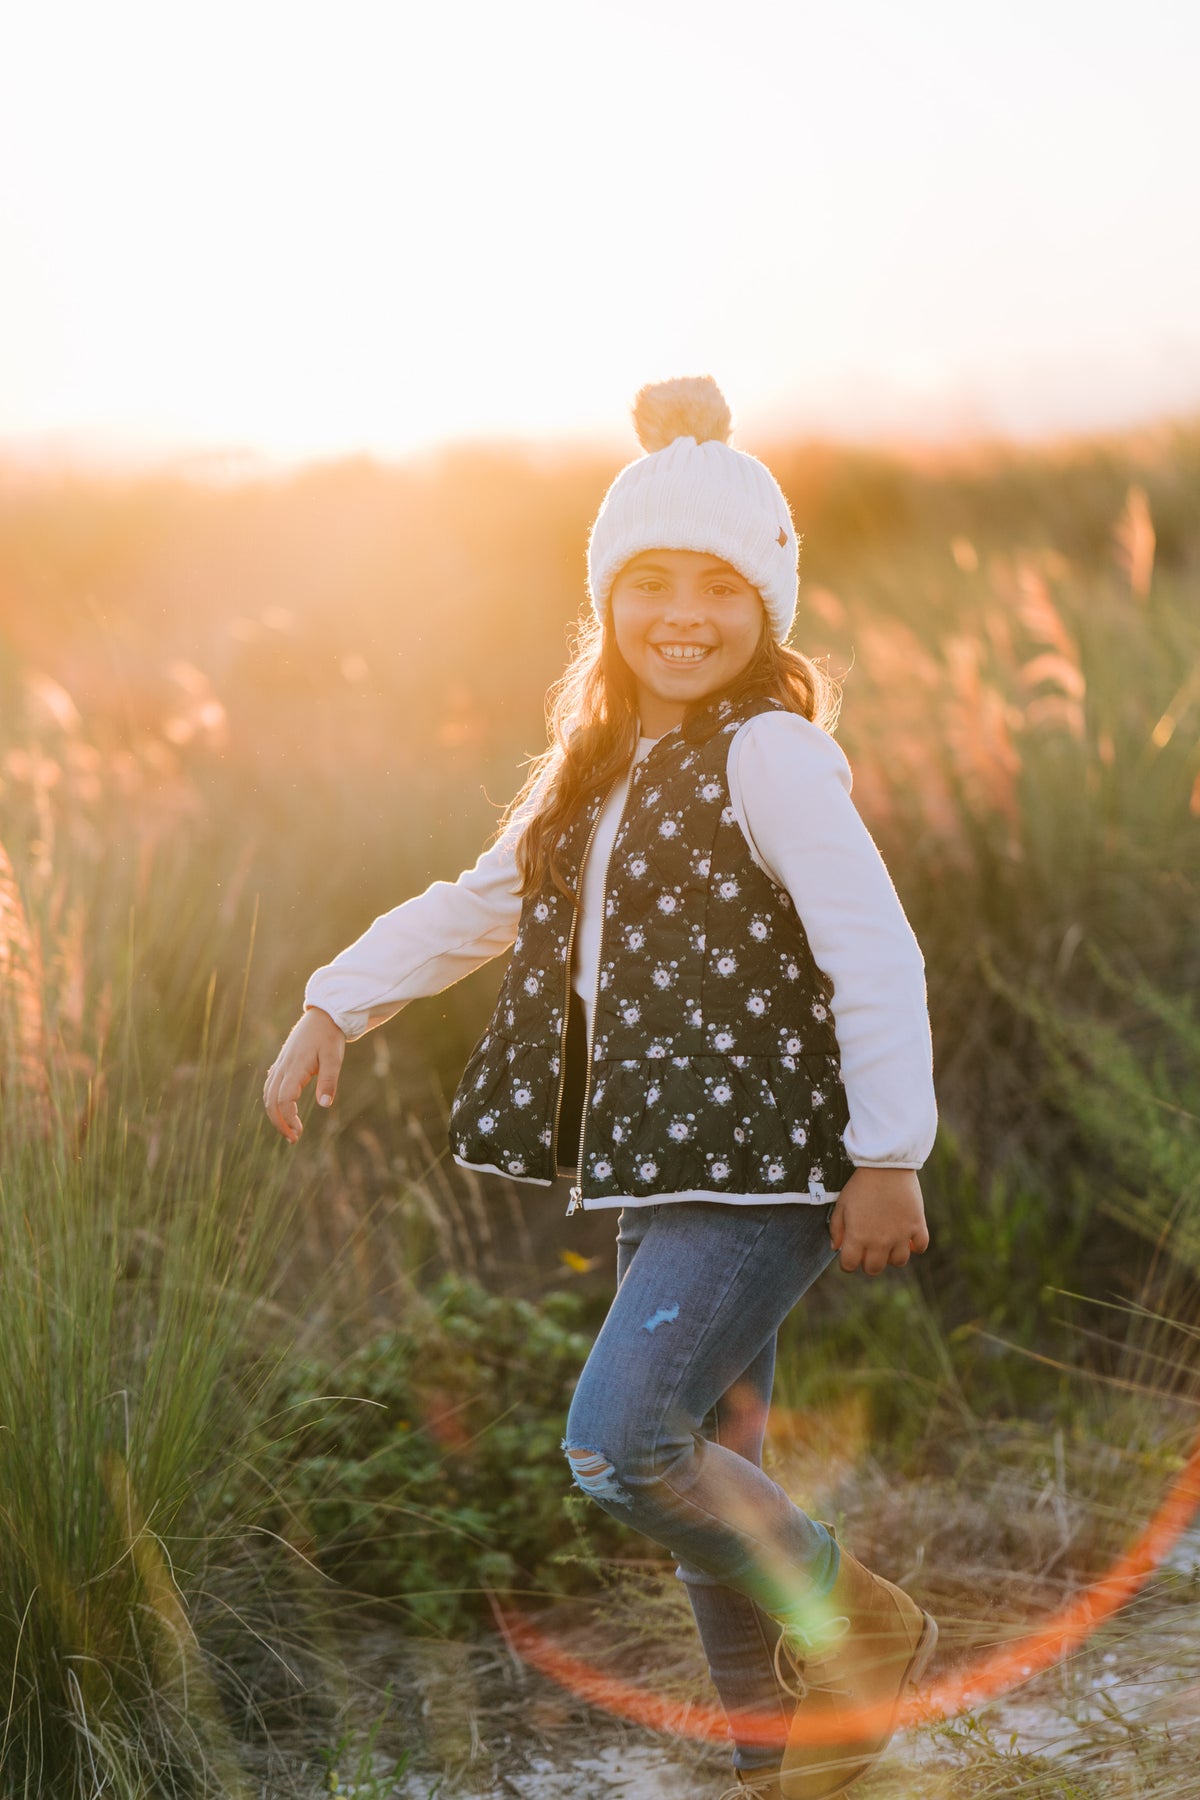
[0,420,1197,1795]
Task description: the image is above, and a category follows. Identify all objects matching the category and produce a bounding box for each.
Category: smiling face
[609,548,766,736]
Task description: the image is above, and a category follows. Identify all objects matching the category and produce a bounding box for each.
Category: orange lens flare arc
[492,1427,1200,1746]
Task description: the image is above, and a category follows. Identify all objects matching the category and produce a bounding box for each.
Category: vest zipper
[554,804,604,1203]
[566,764,642,1216]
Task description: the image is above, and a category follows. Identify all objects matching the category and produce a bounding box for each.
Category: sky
[1,0,1198,473]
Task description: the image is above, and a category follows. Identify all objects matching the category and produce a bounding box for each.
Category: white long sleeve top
[304,712,938,1194]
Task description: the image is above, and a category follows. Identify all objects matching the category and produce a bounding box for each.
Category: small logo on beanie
[777,526,788,547]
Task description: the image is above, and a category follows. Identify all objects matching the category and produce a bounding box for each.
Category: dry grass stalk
[0,834,52,1138]
[1113,482,1156,601]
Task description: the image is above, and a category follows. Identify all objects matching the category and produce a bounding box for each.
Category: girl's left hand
[828,1168,930,1276]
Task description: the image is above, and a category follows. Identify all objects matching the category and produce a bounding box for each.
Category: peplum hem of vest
[449,1039,857,1201]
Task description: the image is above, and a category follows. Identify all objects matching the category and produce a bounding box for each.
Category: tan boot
[775,1535,937,1800]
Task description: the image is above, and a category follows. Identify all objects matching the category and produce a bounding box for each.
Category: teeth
[656,644,710,661]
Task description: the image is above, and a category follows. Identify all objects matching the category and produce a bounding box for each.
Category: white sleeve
[726,711,937,1171]
[303,802,531,1043]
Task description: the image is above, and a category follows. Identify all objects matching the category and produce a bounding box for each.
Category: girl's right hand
[262,1006,346,1143]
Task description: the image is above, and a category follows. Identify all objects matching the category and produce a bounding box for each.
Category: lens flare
[490,1425,1200,1747]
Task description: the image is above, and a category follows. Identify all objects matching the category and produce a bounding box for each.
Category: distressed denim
[563,1200,841,1772]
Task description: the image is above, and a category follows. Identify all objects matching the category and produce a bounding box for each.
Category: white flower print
[513,934,524,953]
[474,1071,488,1090]
[454,695,852,1199]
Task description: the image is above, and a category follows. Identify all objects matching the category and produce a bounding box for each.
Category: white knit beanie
[586,375,800,642]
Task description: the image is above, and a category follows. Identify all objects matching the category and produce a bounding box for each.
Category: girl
[263,377,939,1800]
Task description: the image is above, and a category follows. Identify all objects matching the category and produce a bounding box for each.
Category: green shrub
[268,1274,642,1632]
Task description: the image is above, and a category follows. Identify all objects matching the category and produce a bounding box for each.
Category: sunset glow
[2,0,1199,471]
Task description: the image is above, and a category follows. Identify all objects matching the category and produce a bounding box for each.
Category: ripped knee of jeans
[562,1440,633,1508]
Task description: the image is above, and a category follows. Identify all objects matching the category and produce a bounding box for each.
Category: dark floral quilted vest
[448,693,856,1202]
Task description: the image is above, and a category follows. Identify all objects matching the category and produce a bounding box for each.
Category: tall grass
[0,841,320,1796]
[0,421,1197,1791]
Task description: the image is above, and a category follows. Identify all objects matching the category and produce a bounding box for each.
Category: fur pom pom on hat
[587,375,800,641]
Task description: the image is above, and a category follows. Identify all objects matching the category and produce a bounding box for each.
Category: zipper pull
[566,1186,584,1216]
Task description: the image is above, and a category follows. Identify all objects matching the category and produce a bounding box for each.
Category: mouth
[652,642,714,664]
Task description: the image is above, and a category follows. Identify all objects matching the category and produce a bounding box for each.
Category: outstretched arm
[263,780,544,1141]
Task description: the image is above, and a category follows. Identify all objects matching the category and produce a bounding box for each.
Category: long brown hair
[503,603,843,899]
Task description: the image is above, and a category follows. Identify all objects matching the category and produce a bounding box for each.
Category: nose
[661,585,705,626]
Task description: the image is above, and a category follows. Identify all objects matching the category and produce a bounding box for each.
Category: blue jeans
[563,1200,841,1772]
